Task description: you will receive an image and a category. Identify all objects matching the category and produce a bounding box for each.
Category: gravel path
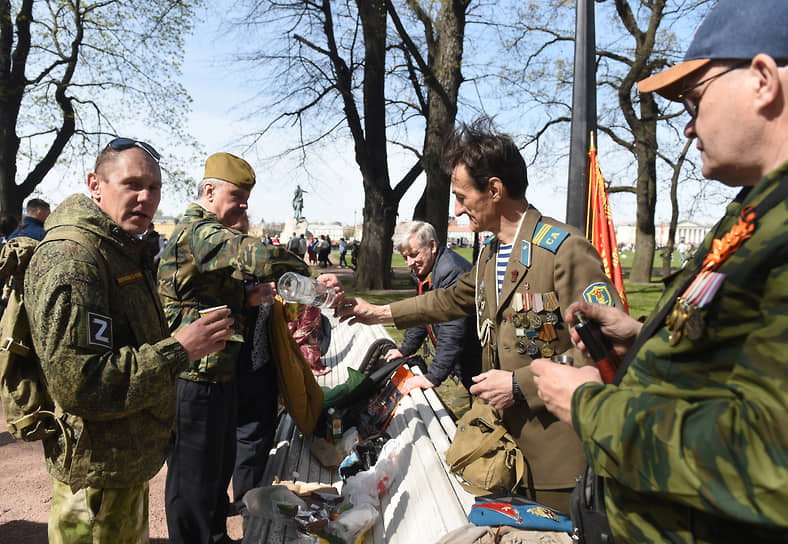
[0,408,242,543]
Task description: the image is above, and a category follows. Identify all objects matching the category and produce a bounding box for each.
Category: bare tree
[0,0,199,216]
[231,0,470,288]
[387,0,469,245]
[491,0,716,282]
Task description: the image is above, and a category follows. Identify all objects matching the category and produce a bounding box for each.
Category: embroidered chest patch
[116,269,144,286]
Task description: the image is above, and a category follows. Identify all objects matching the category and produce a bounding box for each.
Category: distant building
[669,221,711,246]
[615,221,712,248]
[447,218,476,247]
[307,223,345,243]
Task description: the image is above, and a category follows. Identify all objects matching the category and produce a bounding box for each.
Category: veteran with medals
[338,118,621,512]
[532,2,788,541]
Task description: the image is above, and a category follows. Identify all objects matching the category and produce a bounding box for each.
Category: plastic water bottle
[277,272,336,308]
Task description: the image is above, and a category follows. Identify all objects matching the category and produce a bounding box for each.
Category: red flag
[586,134,628,312]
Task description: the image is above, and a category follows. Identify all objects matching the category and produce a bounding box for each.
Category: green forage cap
[204,152,256,190]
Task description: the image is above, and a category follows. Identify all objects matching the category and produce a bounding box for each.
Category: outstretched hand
[335,296,393,325]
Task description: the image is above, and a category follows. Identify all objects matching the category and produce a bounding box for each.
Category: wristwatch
[511,372,526,402]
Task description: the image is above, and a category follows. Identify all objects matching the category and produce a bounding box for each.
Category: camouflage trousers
[49,477,149,544]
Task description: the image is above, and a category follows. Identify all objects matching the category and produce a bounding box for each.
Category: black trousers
[232,360,278,507]
[166,378,237,544]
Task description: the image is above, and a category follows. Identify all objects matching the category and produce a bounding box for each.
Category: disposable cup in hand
[277,272,336,308]
[199,305,231,339]
[199,305,228,316]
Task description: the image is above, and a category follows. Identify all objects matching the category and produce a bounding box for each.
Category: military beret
[203,152,256,190]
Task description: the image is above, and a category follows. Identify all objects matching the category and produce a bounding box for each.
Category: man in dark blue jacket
[8,198,50,241]
[385,221,481,391]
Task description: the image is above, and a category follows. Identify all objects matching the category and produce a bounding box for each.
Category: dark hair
[0,214,19,238]
[442,117,527,199]
[26,198,50,213]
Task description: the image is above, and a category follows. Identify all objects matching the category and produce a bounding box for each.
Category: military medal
[538,322,557,342]
[685,309,705,340]
[532,293,544,313]
[513,292,524,313]
[477,280,486,316]
[517,340,527,354]
[667,271,725,344]
[543,292,559,325]
[512,313,522,328]
[529,313,542,329]
[540,344,555,358]
[525,341,540,357]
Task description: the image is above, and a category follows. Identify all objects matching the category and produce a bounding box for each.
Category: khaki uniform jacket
[391,206,621,490]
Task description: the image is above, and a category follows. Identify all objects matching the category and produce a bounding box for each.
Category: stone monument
[281,184,309,238]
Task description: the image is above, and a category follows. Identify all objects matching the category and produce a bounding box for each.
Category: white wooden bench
[242,315,572,544]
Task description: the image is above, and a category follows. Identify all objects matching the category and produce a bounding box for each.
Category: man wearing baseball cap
[158,152,311,543]
[530,1,788,542]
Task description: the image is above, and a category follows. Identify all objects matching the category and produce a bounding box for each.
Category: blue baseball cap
[638,0,788,100]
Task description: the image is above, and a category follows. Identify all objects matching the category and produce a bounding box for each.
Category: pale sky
[30,3,733,230]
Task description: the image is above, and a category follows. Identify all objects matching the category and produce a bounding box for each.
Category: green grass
[618,248,684,271]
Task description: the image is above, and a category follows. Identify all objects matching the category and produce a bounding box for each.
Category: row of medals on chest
[489,287,561,358]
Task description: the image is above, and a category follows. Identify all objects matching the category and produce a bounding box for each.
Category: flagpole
[566,0,597,231]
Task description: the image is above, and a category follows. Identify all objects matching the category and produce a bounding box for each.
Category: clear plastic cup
[277,272,336,308]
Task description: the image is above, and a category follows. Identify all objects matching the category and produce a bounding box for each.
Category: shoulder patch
[87,312,113,348]
[532,222,570,253]
[582,282,616,307]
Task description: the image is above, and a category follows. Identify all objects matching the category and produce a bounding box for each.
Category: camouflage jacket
[572,161,788,543]
[25,194,189,491]
[157,203,309,382]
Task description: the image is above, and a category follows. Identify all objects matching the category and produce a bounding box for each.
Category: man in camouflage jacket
[25,139,233,543]
[338,119,621,512]
[532,2,788,542]
[158,152,310,544]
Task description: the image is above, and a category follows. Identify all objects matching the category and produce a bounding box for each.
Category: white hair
[197,177,229,198]
[393,221,438,253]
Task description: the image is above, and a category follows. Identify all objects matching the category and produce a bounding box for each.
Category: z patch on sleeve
[87,312,113,349]
[582,282,616,307]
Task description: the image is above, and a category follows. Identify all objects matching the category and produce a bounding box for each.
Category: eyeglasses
[108,137,160,163]
[677,60,750,119]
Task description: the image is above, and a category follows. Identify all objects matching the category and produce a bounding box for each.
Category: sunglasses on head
[108,137,160,162]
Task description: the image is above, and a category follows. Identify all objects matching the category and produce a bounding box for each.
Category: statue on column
[292,185,307,221]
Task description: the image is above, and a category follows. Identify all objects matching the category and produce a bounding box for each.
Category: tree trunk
[411,0,467,245]
[356,182,398,289]
[629,94,658,283]
[354,0,396,289]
